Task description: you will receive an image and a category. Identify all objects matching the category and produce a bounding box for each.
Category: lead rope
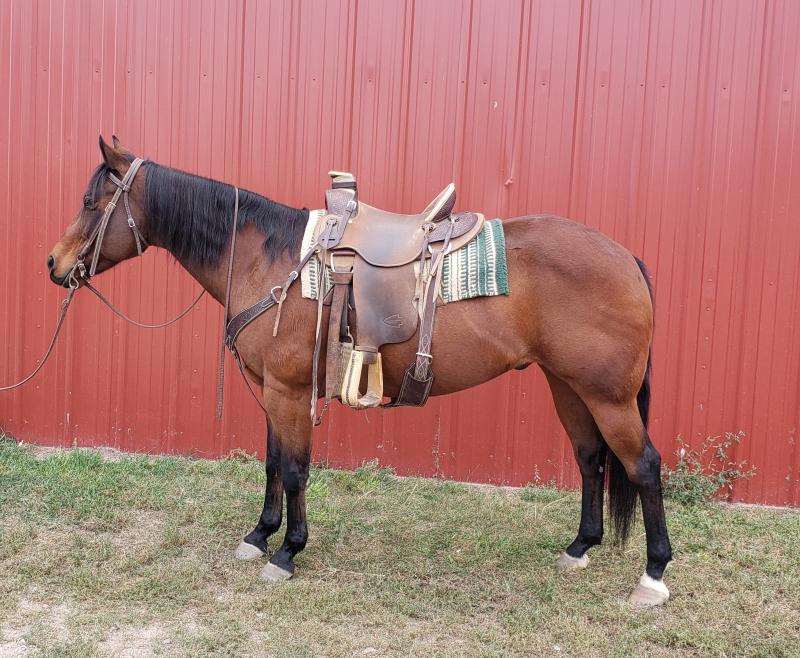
[0,274,205,392]
[0,282,78,391]
[216,187,240,418]
[0,157,198,393]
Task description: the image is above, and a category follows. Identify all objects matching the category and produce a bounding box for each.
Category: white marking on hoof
[260,562,294,582]
[234,541,266,561]
[556,552,589,571]
[628,573,670,607]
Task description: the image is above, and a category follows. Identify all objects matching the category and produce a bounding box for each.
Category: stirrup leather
[341,349,384,409]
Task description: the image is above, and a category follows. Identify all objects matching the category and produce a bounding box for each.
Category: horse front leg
[257,386,313,582]
[234,418,284,561]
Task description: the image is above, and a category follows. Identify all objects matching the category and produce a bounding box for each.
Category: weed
[663,431,756,505]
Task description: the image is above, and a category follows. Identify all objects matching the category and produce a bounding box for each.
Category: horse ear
[111,135,136,160]
[98,134,131,173]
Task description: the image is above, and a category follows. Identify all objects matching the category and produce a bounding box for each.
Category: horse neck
[139,167,304,306]
[156,224,276,307]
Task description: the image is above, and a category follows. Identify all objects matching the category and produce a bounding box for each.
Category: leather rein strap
[217,188,240,417]
[0,286,78,391]
[0,158,203,392]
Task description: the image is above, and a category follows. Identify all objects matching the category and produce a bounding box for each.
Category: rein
[84,281,205,329]
[0,158,204,392]
[0,286,77,392]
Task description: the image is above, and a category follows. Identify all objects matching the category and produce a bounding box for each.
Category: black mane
[142,162,307,267]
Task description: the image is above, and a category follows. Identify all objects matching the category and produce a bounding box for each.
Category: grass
[0,437,798,657]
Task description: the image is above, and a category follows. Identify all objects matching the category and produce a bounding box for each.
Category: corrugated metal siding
[1,0,798,505]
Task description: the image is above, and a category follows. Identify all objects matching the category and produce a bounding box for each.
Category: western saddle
[312,172,484,411]
[224,171,484,421]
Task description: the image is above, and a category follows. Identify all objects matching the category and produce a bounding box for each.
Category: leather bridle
[71,158,205,324]
[0,157,204,391]
[71,157,148,286]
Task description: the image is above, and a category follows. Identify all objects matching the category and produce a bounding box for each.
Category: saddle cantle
[314,172,484,411]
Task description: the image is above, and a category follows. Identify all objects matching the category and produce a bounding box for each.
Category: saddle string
[310,272,327,425]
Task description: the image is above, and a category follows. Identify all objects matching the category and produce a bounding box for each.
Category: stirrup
[341,349,383,409]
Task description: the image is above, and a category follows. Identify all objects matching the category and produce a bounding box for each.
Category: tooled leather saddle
[314,172,484,409]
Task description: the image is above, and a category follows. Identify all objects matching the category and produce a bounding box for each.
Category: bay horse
[47,137,672,606]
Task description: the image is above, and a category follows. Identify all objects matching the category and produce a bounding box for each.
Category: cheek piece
[73,157,147,283]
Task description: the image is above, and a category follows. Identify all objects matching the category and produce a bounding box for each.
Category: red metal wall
[1,0,798,505]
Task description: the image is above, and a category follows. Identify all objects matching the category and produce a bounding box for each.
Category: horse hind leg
[545,371,606,571]
[585,396,673,606]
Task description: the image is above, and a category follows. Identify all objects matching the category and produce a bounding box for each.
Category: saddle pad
[300,211,509,304]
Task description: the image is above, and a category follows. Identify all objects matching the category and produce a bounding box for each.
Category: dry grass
[0,437,798,657]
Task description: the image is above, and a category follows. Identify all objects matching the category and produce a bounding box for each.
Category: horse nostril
[47,255,55,271]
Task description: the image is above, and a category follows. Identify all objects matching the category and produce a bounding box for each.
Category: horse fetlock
[285,528,308,552]
[268,546,297,571]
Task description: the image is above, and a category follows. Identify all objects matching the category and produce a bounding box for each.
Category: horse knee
[280,454,309,493]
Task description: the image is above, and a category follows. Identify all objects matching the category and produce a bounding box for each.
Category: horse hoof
[234,541,266,561]
[628,573,670,607]
[556,552,589,571]
[260,562,294,582]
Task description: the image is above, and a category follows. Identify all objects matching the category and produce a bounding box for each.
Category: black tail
[605,255,654,543]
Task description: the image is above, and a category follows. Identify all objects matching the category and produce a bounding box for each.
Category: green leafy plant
[663,430,755,505]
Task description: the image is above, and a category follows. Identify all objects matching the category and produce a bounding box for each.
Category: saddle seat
[315,172,485,411]
[319,180,465,266]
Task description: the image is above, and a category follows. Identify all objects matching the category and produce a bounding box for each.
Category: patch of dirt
[0,595,71,656]
[27,445,131,462]
[98,616,205,658]
[0,639,30,658]
[97,623,167,658]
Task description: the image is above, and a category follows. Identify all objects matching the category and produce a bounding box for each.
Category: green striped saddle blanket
[300,211,509,303]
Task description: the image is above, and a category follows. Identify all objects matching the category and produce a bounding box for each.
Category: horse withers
[47,137,672,606]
